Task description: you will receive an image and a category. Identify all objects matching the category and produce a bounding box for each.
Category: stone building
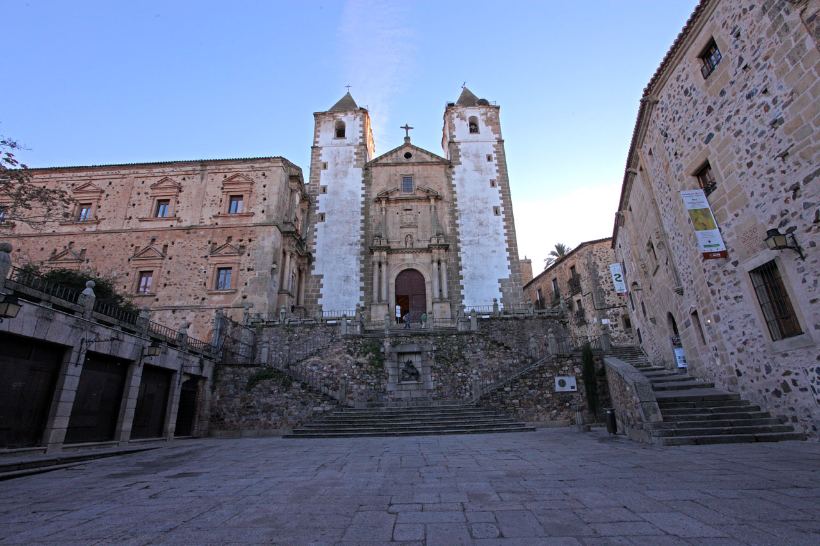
[305,88,524,324]
[2,157,309,339]
[524,238,635,346]
[612,0,819,435]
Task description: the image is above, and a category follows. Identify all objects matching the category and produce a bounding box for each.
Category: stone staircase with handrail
[607,346,804,445]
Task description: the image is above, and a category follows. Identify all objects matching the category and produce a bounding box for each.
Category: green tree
[544,243,572,268]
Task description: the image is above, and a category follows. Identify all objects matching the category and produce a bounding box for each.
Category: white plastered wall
[450,108,510,307]
[313,112,364,311]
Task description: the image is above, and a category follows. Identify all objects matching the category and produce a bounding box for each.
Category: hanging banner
[609,263,627,294]
[680,189,728,259]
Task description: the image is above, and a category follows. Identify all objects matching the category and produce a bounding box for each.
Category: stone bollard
[492,298,499,316]
[136,307,151,333]
[341,314,349,335]
[527,301,534,315]
[279,305,287,324]
[176,321,190,348]
[470,310,478,331]
[384,313,391,335]
[79,280,96,319]
[528,335,537,359]
[575,405,590,432]
[0,242,12,289]
[547,327,557,355]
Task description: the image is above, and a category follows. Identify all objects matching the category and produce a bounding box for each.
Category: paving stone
[393,523,424,541]
[589,521,663,536]
[466,511,497,523]
[425,522,472,546]
[495,509,546,537]
[639,511,727,538]
[470,522,500,538]
[0,430,817,544]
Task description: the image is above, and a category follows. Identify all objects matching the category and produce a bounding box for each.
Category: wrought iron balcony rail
[7,266,82,304]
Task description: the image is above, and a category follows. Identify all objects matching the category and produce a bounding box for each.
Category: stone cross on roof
[401,124,414,139]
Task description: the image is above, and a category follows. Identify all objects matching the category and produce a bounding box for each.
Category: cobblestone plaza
[2,429,818,545]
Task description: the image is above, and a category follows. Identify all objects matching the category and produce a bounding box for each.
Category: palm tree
[544,243,572,268]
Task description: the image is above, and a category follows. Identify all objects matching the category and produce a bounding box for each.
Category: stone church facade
[305,88,524,324]
[3,87,524,337]
[612,0,819,435]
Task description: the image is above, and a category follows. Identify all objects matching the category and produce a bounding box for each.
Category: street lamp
[0,294,22,323]
[764,228,804,260]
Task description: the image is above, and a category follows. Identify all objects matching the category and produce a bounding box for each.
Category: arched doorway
[395,269,426,322]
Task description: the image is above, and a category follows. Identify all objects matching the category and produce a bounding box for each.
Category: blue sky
[2,0,698,269]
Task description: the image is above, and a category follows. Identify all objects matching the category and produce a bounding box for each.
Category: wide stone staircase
[608,346,804,445]
[284,402,535,438]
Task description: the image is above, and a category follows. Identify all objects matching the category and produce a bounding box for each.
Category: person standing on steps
[395,304,401,325]
[403,312,411,329]
[421,312,428,329]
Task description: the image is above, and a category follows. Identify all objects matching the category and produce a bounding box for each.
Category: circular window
[404,152,412,159]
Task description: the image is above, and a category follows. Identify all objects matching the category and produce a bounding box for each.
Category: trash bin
[605,408,617,435]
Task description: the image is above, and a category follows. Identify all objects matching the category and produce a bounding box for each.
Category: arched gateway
[395,269,426,321]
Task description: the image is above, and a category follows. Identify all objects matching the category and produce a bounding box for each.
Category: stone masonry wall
[614,0,820,435]
[209,365,335,435]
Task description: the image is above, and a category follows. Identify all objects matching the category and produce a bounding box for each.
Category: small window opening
[77,203,93,222]
[695,161,717,196]
[486,154,493,162]
[493,206,500,216]
[699,38,722,78]
[691,310,706,345]
[137,271,153,294]
[335,121,346,138]
[155,199,170,218]
[216,267,233,290]
[228,195,244,214]
[468,116,479,134]
[490,179,497,188]
[401,176,414,193]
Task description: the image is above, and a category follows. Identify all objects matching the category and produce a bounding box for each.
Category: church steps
[284,425,535,438]
[606,345,803,446]
[286,404,534,438]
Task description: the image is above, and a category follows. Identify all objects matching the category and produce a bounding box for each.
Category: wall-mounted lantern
[145,341,162,357]
[764,228,804,260]
[0,294,21,323]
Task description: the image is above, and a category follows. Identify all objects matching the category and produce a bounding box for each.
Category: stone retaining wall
[603,356,662,443]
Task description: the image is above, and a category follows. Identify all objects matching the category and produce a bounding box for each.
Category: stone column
[0,242,12,288]
[164,369,184,440]
[372,259,379,302]
[115,357,144,444]
[431,257,439,300]
[380,256,388,303]
[440,261,449,299]
[43,344,86,452]
[283,251,292,292]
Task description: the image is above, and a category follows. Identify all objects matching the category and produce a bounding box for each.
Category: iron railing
[7,266,82,303]
[93,299,139,326]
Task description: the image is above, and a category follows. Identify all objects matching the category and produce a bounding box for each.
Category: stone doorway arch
[395,269,426,322]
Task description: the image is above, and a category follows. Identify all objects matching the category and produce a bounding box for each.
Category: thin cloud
[338,0,415,152]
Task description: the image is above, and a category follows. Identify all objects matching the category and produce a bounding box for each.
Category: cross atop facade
[345,84,351,92]
[401,124,414,138]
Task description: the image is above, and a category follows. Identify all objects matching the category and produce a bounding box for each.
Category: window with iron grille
[695,161,717,196]
[401,176,414,193]
[749,260,802,341]
[699,39,722,78]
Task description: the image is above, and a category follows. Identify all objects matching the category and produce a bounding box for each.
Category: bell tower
[304,92,375,315]
[442,87,523,308]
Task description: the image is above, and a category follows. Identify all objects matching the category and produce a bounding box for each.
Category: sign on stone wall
[680,189,728,260]
[609,263,627,293]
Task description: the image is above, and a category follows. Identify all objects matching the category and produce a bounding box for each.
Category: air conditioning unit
[555,376,577,392]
